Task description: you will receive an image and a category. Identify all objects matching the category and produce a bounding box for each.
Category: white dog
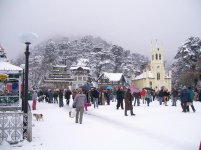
[33,113,43,121]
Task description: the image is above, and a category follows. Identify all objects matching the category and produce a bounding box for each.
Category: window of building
[159,54,161,60]
[156,54,158,60]
[152,55,154,60]
[157,73,160,80]
[78,77,82,81]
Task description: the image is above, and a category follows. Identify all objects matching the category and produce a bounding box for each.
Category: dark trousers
[117,100,124,109]
[134,98,140,106]
[107,98,110,105]
[66,99,70,105]
[181,101,187,112]
[186,103,196,112]
[59,99,63,107]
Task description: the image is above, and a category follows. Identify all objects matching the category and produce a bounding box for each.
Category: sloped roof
[0,61,23,73]
[134,71,154,80]
[70,66,90,70]
[99,72,124,82]
[0,44,4,51]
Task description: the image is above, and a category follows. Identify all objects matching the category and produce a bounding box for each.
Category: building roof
[134,71,154,80]
[99,72,124,82]
[53,65,67,68]
[70,66,90,70]
[0,44,4,51]
[0,61,23,73]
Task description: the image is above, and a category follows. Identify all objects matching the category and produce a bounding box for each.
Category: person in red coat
[32,91,37,110]
[140,89,146,104]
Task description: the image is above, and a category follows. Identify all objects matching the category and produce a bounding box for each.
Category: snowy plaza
[1,99,201,150]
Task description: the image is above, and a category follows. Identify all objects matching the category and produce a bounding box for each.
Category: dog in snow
[33,113,43,121]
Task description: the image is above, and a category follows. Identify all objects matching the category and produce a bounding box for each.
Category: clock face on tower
[157,66,160,69]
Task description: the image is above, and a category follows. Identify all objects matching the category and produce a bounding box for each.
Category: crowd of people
[31,85,201,124]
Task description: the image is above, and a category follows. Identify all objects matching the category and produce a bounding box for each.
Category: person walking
[158,88,164,105]
[186,87,196,112]
[140,89,146,104]
[112,89,117,102]
[145,89,152,106]
[91,87,99,108]
[171,88,178,106]
[124,89,135,116]
[65,89,72,105]
[58,89,64,107]
[73,88,87,124]
[32,90,37,110]
[100,90,106,105]
[116,87,124,109]
[133,91,141,106]
[53,90,58,104]
[180,86,189,112]
[48,90,53,103]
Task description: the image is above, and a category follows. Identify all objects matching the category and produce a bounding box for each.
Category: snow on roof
[134,71,154,80]
[0,61,22,73]
[0,44,4,51]
[102,72,123,81]
[53,65,67,68]
[70,66,90,70]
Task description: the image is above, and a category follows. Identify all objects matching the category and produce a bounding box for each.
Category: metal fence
[0,106,32,144]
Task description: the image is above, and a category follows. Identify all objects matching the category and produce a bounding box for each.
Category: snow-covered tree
[15,35,149,88]
[172,37,201,88]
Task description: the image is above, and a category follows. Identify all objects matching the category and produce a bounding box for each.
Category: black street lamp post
[20,32,38,139]
[24,42,30,113]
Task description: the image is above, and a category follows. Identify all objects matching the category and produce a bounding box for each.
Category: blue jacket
[180,89,189,102]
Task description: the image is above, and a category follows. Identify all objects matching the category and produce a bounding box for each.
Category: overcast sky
[0,0,201,62]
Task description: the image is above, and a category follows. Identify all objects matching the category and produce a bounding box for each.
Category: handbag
[72,101,76,108]
[85,103,91,107]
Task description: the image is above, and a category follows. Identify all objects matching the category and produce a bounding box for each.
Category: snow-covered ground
[1,99,201,150]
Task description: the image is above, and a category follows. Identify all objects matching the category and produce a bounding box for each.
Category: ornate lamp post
[19,32,38,139]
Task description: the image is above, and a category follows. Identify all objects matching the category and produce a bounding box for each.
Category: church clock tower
[150,41,166,90]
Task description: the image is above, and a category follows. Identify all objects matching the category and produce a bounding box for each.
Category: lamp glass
[19,32,38,44]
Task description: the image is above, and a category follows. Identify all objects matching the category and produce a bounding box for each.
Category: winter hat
[182,86,187,89]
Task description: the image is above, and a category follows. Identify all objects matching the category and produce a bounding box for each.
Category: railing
[0,96,20,106]
[0,104,32,144]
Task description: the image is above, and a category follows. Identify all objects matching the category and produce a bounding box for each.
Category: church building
[132,41,171,91]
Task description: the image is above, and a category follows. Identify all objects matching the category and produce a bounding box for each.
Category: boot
[125,110,128,116]
[191,105,196,112]
[131,110,136,116]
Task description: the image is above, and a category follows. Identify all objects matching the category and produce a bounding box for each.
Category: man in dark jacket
[180,86,189,112]
[116,87,124,109]
[158,88,164,105]
[91,87,99,108]
[65,89,72,105]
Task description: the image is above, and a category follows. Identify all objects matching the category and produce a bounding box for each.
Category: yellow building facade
[132,42,171,91]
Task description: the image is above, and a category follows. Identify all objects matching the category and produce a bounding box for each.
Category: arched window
[152,55,154,60]
[159,54,161,60]
[157,73,160,80]
[149,81,152,87]
[156,54,158,60]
